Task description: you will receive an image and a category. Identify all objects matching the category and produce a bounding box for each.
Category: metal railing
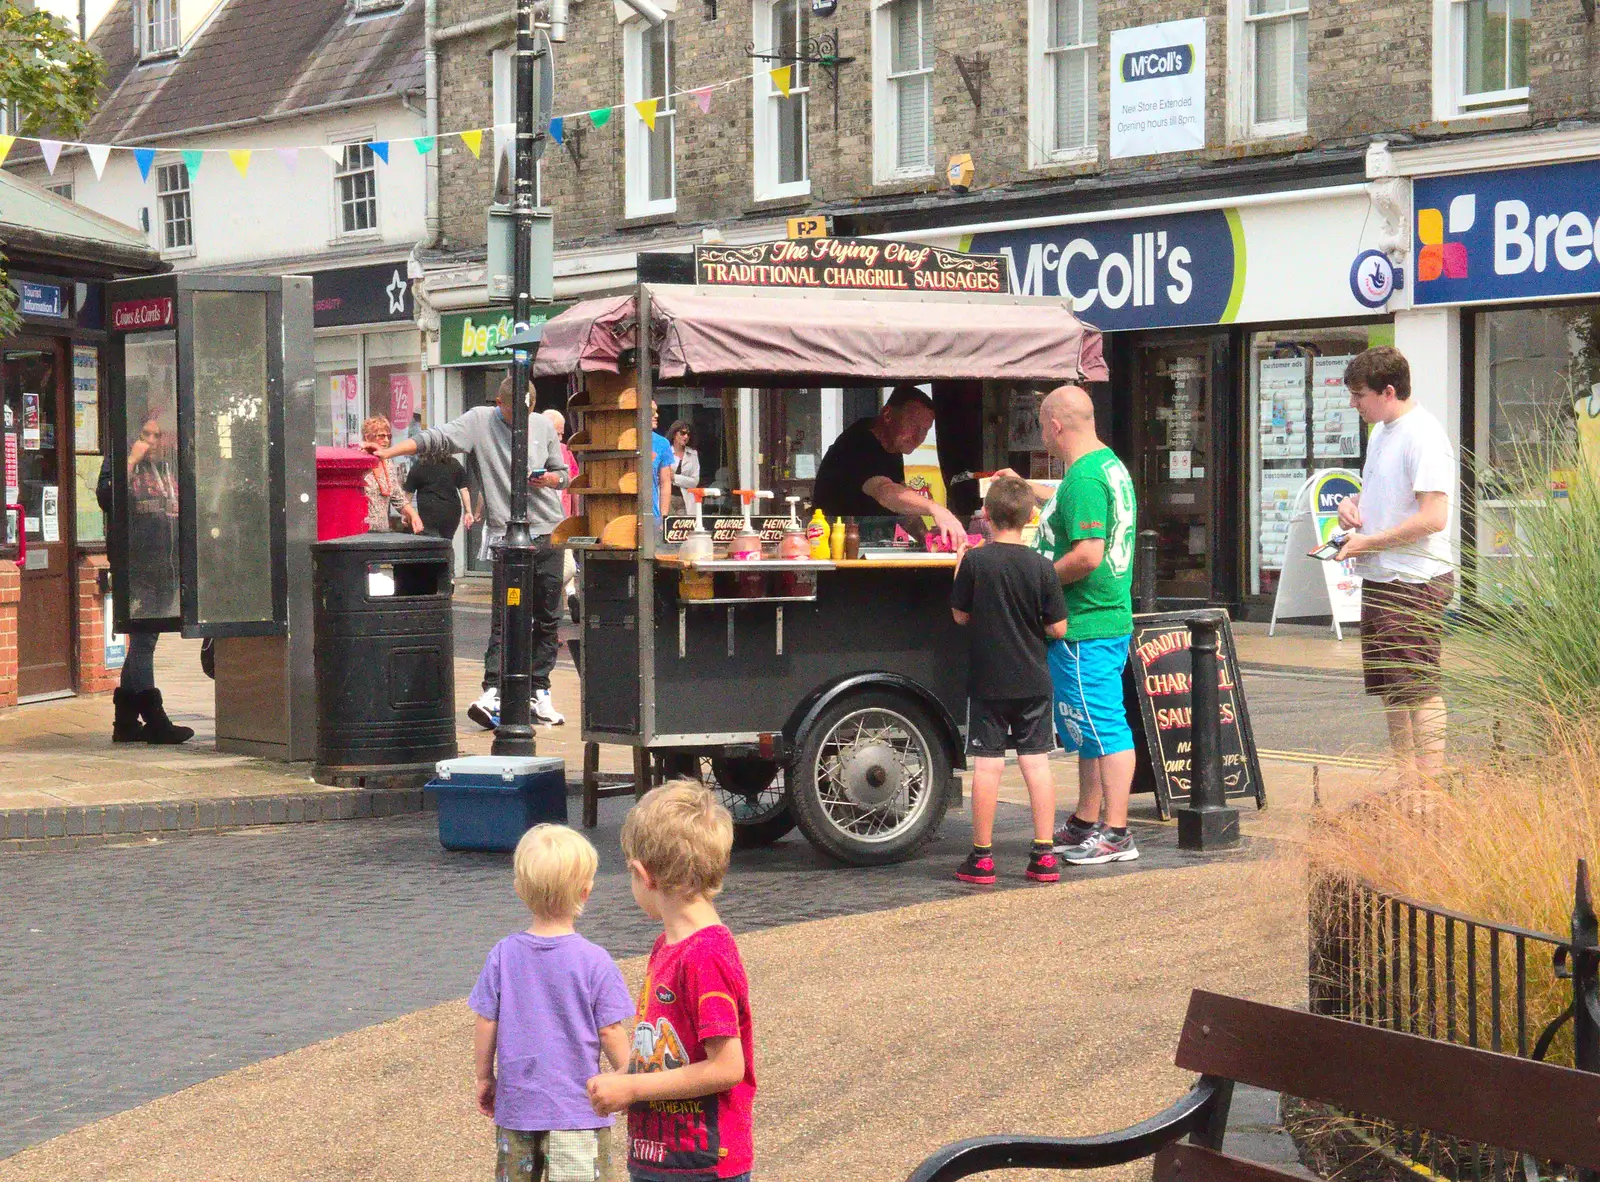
[1309,859,1600,1182]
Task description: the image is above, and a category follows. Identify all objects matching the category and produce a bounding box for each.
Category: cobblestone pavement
[1,794,1219,1159]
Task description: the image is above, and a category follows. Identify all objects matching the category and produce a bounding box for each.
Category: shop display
[1256,470,1305,572]
[1311,356,1361,459]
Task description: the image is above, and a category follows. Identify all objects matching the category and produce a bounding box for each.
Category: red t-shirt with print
[626,924,756,1180]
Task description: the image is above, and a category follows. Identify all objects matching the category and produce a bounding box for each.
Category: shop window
[753,0,811,200]
[156,161,193,254]
[1229,0,1307,139]
[1029,0,1097,164]
[315,335,362,448]
[1434,0,1529,118]
[1473,306,1600,595]
[873,0,933,182]
[366,330,426,459]
[334,139,380,237]
[1248,326,1378,597]
[624,19,676,218]
[141,0,180,58]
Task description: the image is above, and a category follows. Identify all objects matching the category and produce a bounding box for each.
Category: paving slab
[0,853,1305,1182]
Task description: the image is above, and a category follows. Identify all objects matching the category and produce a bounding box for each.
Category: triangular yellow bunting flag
[634,98,658,131]
[460,129,483,158]
[229,149,251,177]
[771,65,793,98]
[0,135,16,167]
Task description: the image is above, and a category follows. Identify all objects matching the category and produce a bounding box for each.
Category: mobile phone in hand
[1309,533,1349,561]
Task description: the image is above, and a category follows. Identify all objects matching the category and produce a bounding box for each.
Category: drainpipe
[424,0,441,246]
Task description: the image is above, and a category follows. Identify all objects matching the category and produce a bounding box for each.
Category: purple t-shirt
[468,931,635,1131]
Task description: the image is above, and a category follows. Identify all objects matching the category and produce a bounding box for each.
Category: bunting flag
[228,149,251,177]
[135,146,156,181]
[85,142,111,179]
[770,66,793,98]
[459,129,483,157]
[588,107,612,130]
[548,116,564,145]
[369,140,389,164]
[411,135,435,155]
[633,99,658,131]
[181,148,203,175]
[38,140,62,174]
[0,135,13,168]
[690,87,714,114]
[275,147,299,171]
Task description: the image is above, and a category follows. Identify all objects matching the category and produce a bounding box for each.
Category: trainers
[1052,817,1100,853]
[955,852,997,885]
[467,688,500,730]
[1026,850,1061,883]
[532,688,565,726]
[1061,829,1140,866]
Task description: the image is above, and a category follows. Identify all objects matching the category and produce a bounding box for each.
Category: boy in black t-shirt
[950,476,1068,884]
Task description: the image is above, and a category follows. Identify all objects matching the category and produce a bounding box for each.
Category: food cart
[532,241,1107,865]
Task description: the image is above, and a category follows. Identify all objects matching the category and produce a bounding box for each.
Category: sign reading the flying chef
[969,207,1239,330]
[694,238,1008,293]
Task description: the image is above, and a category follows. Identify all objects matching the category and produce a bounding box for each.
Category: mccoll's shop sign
[953,189,1384,331]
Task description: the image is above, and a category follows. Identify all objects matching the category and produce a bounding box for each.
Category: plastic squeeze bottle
[830,516,847,561]
[807,508,830,558]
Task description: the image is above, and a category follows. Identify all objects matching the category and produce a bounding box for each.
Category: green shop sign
[439,305,571,366]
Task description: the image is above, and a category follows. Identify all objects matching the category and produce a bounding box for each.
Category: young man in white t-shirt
[1334,347,1456,785]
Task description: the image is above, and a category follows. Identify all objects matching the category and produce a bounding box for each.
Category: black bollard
[1137,529,1158,614]
[1177,614,1241,851]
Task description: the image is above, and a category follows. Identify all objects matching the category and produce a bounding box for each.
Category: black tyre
[660,753,796,849]
[789,690,952,866]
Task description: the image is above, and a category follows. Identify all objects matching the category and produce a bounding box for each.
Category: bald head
[1038,385,1099,460]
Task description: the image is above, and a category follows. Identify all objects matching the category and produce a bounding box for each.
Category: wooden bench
[907,989,1600,1182]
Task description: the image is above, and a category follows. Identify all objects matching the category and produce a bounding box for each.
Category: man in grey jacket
[364,376,570,727]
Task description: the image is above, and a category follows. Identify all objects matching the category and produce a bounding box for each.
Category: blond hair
[620,780,733,899]
[361,414,393,442]
[513,824,599,919]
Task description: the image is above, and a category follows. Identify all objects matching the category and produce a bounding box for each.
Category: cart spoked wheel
[790,691,952,866]
[660,753,797,849]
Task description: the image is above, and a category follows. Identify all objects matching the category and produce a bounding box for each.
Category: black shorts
[966,695,1055,757]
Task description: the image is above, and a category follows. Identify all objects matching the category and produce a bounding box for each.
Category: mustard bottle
[830,516,847,561]
[808,509,831,559]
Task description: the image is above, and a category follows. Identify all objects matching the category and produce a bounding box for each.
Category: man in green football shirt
[999,385,1140,865]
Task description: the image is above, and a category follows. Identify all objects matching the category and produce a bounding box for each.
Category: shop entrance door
[3,341,74,697]
[1131,337,1221,605]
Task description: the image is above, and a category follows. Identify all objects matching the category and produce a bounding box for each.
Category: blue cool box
[429,755,568,851]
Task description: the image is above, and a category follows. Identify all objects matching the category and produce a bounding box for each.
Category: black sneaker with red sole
[955,852,997,884]
[1027,850,1061,882]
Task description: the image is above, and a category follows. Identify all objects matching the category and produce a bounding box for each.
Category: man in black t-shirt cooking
[811,385,965,546]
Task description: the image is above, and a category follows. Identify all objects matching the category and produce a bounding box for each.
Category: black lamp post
[490,0,546,759]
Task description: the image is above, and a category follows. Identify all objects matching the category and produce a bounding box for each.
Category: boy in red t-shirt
[587,781,755,1182]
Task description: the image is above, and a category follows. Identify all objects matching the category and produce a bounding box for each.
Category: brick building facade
[422,0,1596,618]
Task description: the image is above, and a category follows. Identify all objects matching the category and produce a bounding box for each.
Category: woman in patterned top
[360,415,423,534]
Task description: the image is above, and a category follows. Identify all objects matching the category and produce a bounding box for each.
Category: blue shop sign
[18,281,67,319]
[1414,160,1600,306]
[966,207,1243,331]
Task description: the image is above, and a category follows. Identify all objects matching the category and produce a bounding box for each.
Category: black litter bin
[312,533,457,786]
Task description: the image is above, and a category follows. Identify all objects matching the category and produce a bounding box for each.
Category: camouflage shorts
[496,1127,613,1182]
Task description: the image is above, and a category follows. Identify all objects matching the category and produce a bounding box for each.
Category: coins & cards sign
[1109,18,1207,159]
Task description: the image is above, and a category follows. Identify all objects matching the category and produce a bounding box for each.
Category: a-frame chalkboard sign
[1120,608,1267,820]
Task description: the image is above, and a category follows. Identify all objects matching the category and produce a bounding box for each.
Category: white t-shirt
[1353,403,1456,583]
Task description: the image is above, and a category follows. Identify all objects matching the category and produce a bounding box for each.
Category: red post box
[315,447,377,541]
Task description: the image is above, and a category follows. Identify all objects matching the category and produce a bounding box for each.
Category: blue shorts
[1047,636,1135,759]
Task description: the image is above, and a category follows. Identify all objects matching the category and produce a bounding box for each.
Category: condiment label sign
[665,515,790,544]
[1122,608,1265,818]
[694,238,1008,294]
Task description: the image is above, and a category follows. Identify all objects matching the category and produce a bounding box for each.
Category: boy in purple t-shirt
[471,825,636,1181]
